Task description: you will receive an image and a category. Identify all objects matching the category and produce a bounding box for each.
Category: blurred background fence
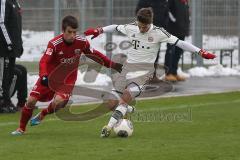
[20,0,240,66]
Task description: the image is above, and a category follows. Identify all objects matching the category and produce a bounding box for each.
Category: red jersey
[39,34,113,86]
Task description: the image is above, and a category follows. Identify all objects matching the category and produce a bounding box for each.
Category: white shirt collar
[138,24,154,34]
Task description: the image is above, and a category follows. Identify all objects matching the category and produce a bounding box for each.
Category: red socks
[19,103,56,131]
[40,103,55,120]
[19,105,34,131]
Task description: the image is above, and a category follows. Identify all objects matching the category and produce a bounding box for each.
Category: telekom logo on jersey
[132,40,151,50]
[45,47,80,64]
[60,57,77,64]
[132,40,140,50]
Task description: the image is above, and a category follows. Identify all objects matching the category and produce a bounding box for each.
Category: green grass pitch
[1,92,240,160]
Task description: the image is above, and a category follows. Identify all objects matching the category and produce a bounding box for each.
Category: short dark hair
[136,7,153,24]
[62,15,78,31]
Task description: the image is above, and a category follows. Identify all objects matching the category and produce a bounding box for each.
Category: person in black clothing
[136,0,169,28]
[0,64,27,113]
[0,0,23,112]
[10,64,27,109]
[136,0,169,83]
[164,0,190,81]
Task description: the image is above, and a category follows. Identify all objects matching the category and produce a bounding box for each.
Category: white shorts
[112,62,154,94]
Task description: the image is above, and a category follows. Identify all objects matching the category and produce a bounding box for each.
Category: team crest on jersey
[148,37,154,42]
[46,48,53,55]
[131,34,136,38]
[74,49,81,55]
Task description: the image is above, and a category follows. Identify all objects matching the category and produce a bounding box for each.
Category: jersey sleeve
[82,40,114,68]
[116,25,127,35]
[164,35,179,44]
[0,0,13,46]
[39,42,55,77]
[157,28,179,44]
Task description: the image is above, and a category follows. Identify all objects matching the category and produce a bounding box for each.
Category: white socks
[107,104,127,128]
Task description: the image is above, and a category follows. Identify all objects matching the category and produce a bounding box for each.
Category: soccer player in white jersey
[84,7,216,137]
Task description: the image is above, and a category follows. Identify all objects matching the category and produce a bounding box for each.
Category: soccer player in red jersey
[11,15,122,135]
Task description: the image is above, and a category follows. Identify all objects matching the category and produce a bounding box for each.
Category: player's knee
[53,98,68,109]
[125,82,141,98]
[26,97,37,109]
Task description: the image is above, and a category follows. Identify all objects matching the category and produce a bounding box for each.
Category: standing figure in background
[0,0,23,112]
[0,64,27,113]
[164,0,190,82]
[136,0,169,83]
[10,64,27,110]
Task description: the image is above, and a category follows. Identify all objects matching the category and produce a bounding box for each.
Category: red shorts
[30,78,71,102]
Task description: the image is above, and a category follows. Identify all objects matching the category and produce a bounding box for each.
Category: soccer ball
[113,119,133,137]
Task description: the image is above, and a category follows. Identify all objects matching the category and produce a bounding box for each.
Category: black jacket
[167,0,190,37]
[136,0,169,28]
[0,0,23,58]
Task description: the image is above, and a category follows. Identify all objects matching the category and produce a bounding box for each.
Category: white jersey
[116,22,178,63]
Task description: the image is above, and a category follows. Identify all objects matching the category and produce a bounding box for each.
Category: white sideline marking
[1,99,239,127]
[0,118,57,127]
[0,122,17,127]
[139,99,240,112]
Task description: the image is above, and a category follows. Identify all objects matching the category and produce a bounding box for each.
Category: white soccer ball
[113,119,133,137]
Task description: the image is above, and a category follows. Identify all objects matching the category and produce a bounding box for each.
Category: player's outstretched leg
[101,89,135,137]
[101,103,128,137]
[100,105,135,137]
[30,102,55,126]
[11,104,34,135]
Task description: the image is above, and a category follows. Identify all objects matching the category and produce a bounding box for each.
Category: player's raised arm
[82,40,122,73]
[84,25,122,39]
[156,26,216,60]
[175,40,216,59]
[162,32,216,60]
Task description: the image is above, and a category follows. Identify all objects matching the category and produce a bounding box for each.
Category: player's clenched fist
[84,27,103,39]
[199,49,216,59]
